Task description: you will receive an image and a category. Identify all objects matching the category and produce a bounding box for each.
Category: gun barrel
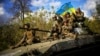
[19,27,50,32]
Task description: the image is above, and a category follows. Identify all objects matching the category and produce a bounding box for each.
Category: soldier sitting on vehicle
[74,8,85,28]
[73,8,86,35]
[62,21,76,39]
[62,12,76,39]
[11,23,34,49]
[63,12,75,32]
[49,15,62,39]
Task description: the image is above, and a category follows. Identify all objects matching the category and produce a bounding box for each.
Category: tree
[96,4,100,15]
[84,1,100,34]
[84,18,100,34]
[95,1,100,19]
[10,0,31,24]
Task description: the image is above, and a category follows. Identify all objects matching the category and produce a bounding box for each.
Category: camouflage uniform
[61,12,77,38]
[50,25,59,40]
[73,8,85,35]
[51,15,63,39]
[75,12,84,21]
[62,21,76,39]
[63,12,75,32]
[62,24,69,35]
[74,8,85,28]
[11,23,34,48]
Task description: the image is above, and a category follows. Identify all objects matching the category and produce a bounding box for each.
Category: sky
[0,0,99,24]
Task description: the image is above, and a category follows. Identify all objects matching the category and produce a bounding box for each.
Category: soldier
[62,21,76,39]
[52,15,58,27]
[73,8,86,47]
[52,15,63,27]
[75,8,84,21]
[74,8,85,28]
[56,15,63,38]
[62,21,70,36]
[73,8,85,34]
[63,12,75,32]
[61,12,76,38]
[51,15,63,39]
[11,23,34,49]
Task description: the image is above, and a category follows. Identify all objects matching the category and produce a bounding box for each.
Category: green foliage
[1,12,100,51]
[0,24,24,51]
[96,4,100,15]
[0,10,54,51]
[84,19,100,34]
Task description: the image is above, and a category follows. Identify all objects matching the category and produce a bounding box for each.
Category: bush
[84,19,100,34]
[0,24,24,51]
